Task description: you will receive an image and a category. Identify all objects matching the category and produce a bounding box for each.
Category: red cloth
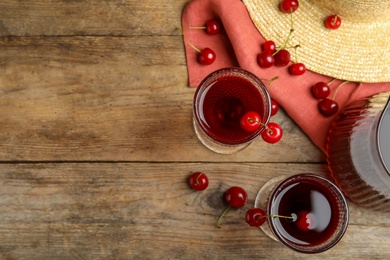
[182,0,390,152]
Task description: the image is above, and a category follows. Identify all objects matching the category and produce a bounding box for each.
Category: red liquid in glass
[326,95,390,211]
[269,179,341,246]
[197,75,265,144]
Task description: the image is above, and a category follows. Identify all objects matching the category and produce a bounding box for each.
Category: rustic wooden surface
[0,1,389,259]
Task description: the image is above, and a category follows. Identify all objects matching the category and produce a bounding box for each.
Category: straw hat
[242,0,390,83]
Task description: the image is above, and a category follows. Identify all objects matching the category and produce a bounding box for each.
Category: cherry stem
[259,76,279,83]
[331,80,350,100]
[195,172,203,185]
[258,76,279,89]
[216,206,232,228]
[179,27,202,53]
[274,30,293,55]
[259,76,279,82]
[269,76,279,88]
[332,15,339,25]
[248,118,273,134]
[184,38,201,53]
[184,37,202,53]
[293,45,298,63]
[274,10,294,55]
[270,214,293,219]
[282,44,300,50]
[327,78,337,86]
[180,26,206,30]
[254,214,294,221]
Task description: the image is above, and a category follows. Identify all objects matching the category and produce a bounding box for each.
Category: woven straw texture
[243,0,390,83]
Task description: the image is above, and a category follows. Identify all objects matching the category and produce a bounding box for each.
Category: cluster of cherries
[312,80,354,117]
[240,106,283,144]
[189,172,314,231]
[311,80,339,117]
[257,0,305,76]
[185,0,346,235]
[258,39,306,76]
[185,0,341,68]
[258,0,342,76]
[181,19,221,65]
[181,0,341,72]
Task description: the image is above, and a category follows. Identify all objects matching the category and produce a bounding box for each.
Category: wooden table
[0,1,389,259]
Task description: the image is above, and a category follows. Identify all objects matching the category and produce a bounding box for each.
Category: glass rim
[193,67,272,145]
[267,173,349,254]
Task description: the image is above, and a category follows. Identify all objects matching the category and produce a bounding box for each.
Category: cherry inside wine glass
[193,68,271,154]
[254,173,349,253]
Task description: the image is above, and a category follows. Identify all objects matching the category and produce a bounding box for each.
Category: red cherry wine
[326,93,390,211]
[194,72,269,144]
[268,176,345,248]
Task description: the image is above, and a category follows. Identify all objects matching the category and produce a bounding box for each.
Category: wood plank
[0,36,323,162]
[2,1,386,260]
[0,163,389,259]
[0,0,188,36]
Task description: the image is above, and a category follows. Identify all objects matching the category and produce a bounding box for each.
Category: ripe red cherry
[274,49,291,67]
[205,19,221,35]
[225,186,248,208]
[289,63,306,75]
[271,99,279,116]
[257,51,275,68]
[280,0,299,13]
[240,111,261,132]
[189,172,209,191]
[246,208,267,227]
[198,48,216,65]
[261,122,283,144]
[262,40,276,54]
[216,186,248,228]
[318,98,339,117]
[312,82,330,99]
[295,210,315,231]
[325,15,342,30]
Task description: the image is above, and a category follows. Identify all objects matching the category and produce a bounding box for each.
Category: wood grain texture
[0,0,188,36]
[0,163,389,260]
[0,0,388,259]
[0,35,322,162]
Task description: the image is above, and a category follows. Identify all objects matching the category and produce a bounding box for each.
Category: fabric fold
[181,0,390,152]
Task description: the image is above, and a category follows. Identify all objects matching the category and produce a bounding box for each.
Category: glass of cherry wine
[192,67,281,154]
[252,173,349,253]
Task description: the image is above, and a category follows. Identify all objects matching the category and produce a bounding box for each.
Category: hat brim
[243,0,390,83]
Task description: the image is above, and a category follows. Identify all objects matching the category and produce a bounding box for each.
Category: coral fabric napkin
[181,0,390,152]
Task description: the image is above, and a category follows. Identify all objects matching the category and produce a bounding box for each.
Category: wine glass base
[193,119,251,154]
[254,175,286,241]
